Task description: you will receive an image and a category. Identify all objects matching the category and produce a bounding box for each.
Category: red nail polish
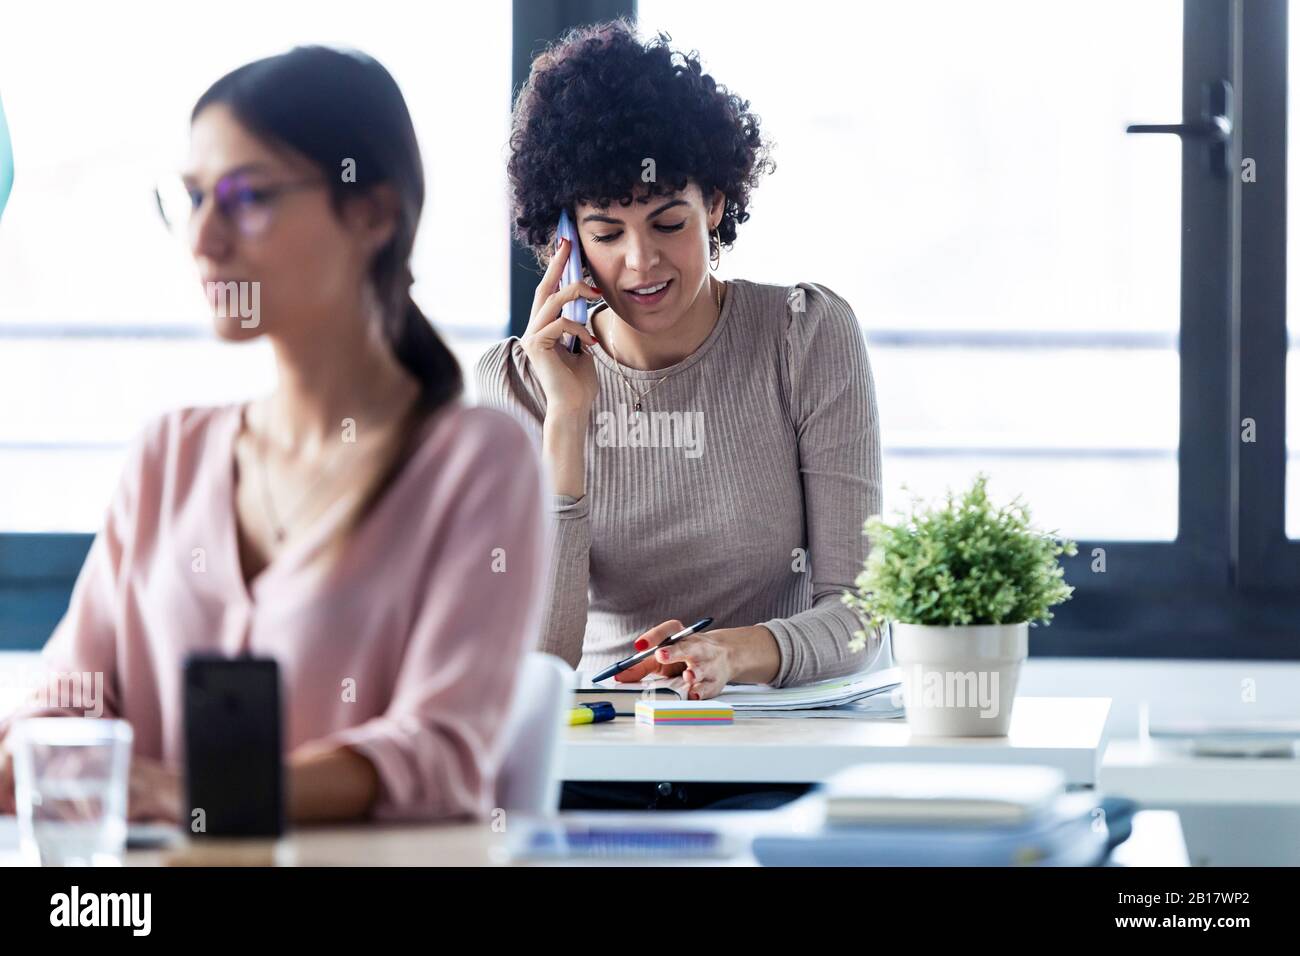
[634,638,648,651]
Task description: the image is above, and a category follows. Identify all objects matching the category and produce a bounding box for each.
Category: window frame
[1042,0,1300,659]
[1236,0,1300,590]
[0,534,90,649]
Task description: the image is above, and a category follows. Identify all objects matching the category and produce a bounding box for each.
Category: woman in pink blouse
[0,47,546,823]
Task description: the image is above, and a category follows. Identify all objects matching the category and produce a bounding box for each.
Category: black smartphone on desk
[182,655,284,838]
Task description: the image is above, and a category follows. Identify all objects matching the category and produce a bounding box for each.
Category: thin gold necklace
[604,278,724,415]
[250,413,357,544]
[248,385,416,541]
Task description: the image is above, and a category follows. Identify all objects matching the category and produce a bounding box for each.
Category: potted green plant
[843,475,1077,736]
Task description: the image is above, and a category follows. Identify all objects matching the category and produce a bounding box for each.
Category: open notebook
[575,666,903,718]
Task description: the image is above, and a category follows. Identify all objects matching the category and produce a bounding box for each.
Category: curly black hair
[508,19,774,264]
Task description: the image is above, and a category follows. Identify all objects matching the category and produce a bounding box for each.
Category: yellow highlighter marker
[568,701,616,725]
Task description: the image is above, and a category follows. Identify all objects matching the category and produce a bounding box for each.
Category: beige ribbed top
[474,278,883,686]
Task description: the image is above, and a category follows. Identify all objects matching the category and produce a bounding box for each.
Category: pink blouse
[0,401,548,821]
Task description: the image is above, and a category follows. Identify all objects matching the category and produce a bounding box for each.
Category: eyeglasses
[154,171,325,239]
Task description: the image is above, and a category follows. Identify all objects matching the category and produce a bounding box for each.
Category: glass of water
[11,718,133,866]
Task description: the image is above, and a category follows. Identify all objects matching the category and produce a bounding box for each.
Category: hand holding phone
[519,217,602,417]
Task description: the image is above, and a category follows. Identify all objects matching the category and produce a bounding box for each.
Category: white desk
[563,697,1112,788]
[1101,739,1300,865]
[1103,739,1300,805]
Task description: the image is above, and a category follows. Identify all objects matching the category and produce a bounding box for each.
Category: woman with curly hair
[478,21,882,715]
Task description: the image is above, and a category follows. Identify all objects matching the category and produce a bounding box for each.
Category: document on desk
[719,667,902,712]
[736,693,905,719]
[580,667,903,718]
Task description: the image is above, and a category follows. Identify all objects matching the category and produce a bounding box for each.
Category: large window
[637,0,1300,657]
[5,0,1299,657]
[639,0,1183,541]
[0,0,512,533]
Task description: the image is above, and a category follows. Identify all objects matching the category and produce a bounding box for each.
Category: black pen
[591,617,714,683]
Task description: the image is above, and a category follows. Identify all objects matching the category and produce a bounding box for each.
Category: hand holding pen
[606,618,785,700]
[591,617,726,700]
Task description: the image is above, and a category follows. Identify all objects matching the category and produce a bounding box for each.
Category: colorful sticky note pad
[635,700,735,726]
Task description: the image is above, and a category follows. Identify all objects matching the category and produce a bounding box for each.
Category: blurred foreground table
[0,806,1186,867]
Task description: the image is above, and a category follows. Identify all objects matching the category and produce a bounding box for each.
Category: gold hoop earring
[709,228,721,272]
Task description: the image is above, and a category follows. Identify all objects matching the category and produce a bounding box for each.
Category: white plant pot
[890,622,1028,737]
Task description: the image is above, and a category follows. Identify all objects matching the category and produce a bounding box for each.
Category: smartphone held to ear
[555,209,587,354]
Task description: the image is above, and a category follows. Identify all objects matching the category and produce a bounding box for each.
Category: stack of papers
[578,666,904,719]
[718,667,903,718]
[739,694,904,719]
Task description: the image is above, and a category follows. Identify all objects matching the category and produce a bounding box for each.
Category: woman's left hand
[127,755,183,824]
[615,621,779,700]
